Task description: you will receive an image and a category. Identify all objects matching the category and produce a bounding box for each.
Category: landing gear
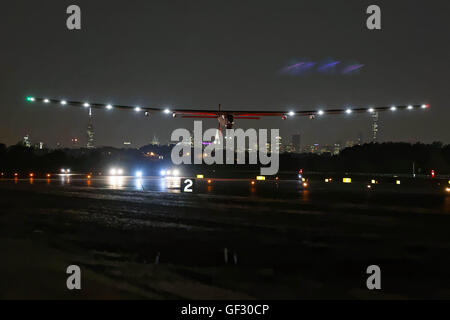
[218,113,235,130]
[226,114,234,129]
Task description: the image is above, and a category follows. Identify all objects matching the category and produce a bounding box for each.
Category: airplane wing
[25,97,429,119]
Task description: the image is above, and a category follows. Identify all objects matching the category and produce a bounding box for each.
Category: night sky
[1,0,448,148]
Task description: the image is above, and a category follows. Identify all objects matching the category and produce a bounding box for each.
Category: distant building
[333,143,341,155]
[23,135,31,148]
[292,134,301,153]
[319,145,333,154]
[371,111,379,142]
[151,135,160,146]
[34,142,44,150]
[275,136,282,153]
[86,108,95,149]
[284,143,295,153]
[303,144,319,154]
[310,144,319,154]
[265,137,281,153]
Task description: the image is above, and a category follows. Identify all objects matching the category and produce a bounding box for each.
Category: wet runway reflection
[1,175,449,208]
[108,176,124,189]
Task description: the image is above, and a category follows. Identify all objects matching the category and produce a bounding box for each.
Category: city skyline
[12,129,432,157]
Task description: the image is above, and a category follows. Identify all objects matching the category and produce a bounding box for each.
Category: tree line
[0,142,449,175]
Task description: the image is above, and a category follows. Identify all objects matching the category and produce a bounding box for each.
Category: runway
[1,176,450,299]
[3,174,449,197]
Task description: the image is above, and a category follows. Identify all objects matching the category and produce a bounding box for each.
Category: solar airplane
[26,96,430,131]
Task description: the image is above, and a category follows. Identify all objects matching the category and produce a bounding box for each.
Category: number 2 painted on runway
[183,179,193,193]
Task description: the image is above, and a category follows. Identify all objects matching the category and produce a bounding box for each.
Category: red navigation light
[431,170,435,178]
[299,169,303,174]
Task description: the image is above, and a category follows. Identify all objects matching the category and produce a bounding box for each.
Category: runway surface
[1,176,450,299]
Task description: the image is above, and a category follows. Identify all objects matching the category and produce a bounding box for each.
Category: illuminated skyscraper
[151,135,160,146]
[86,108,95,149]
[23,134,31,148]
[275,136,282,153]
[371,112,379,142]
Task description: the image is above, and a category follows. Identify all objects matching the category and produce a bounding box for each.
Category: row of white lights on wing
[76,101,171,113]
[287,104,428,116]
[32,97,169,113]
[30,98,428,115]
